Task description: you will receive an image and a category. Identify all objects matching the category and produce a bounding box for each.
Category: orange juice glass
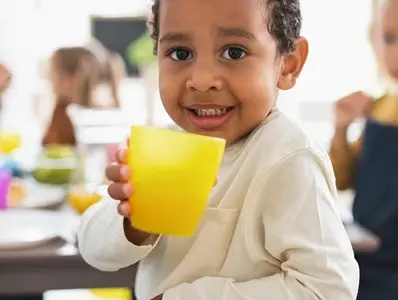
[0,132,22,154]
[67,185,101,214]
[128,126,225,236]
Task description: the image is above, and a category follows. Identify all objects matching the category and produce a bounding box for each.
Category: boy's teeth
[194,108,229,116]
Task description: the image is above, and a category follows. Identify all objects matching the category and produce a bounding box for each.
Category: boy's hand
[105,146,218,245]
[106,149,133,217]
[335,91,373,129]
[106,148,150,245]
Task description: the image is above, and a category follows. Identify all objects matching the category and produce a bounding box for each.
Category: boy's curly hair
[148,0,302,55]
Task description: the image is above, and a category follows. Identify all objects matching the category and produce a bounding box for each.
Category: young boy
[78,0,359,299]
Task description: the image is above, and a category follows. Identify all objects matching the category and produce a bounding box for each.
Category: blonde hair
[52,45,125,108]
[370,0,398,95]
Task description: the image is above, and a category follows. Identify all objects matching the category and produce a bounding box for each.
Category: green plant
[126,33,156,70]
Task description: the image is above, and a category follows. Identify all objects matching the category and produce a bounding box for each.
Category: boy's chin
[191,128,246,146]
[190,127,227,138]
[181,125,228,140]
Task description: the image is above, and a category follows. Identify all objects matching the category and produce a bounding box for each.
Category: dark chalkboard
[91,16,148,77]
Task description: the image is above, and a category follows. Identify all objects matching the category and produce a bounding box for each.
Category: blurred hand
[335,91,373,129]
[0,64,11,95]
[151,294,163,300]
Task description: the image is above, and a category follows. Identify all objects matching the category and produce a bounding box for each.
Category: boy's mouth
[192,107,233,117]
[185,106,235,130]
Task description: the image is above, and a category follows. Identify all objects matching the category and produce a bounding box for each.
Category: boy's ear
[277,37,309,90]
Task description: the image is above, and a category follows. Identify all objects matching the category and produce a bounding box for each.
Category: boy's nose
[186,60,223,92]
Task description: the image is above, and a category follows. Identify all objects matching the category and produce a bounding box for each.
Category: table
[0,239,137,298]
[0,141,137,298]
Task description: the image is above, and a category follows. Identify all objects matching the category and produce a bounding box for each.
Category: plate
[8,179,65,209]
[0,209,79,250]
[344,222,380,252]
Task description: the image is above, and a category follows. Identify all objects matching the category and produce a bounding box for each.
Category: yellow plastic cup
[128,126,226,236]
[90,288,132,299]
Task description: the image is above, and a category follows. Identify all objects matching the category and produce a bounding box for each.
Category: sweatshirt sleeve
[329,138,361,190]
[77,198,159,271]
[162,149,359,300]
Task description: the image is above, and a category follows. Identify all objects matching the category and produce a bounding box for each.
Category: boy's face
[372,0,398,83]
[157,0,308,144]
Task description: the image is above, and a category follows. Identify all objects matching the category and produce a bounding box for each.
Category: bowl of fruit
[32,145,77,185]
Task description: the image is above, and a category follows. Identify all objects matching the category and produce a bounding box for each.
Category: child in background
[43,45,125,146]
[330,0,398,299]
[78,1,359,299]
[0,64,11,111]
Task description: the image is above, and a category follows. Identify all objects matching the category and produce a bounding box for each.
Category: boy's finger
[105,164,130,182]
[116,149,128,164]
[108,183,133,200]
[117,201,131,217]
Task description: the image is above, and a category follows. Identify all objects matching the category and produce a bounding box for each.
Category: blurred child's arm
[329,128,362,190]
[161,149,359,300]
[78,199,159,271]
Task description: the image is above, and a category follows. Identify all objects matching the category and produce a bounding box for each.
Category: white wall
[296,0,378,103]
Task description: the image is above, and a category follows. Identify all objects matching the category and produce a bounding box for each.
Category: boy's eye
[169,48,193,61]
[221,47,247,60]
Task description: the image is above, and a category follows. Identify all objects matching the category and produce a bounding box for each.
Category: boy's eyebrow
[159,27,258,44]
[217,27,257,41]
[159,32,190,44]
